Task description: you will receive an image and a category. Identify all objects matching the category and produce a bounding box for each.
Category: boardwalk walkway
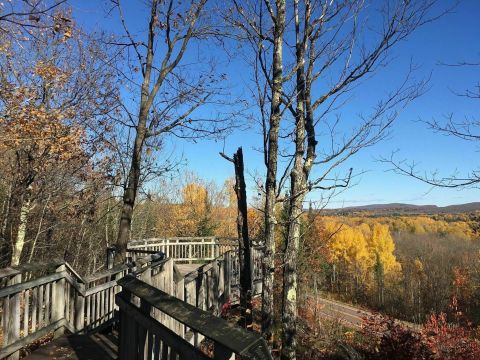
[1,237,270,359]
[2,237,416,359]
[25,332,117,360]
[24,264,206,359]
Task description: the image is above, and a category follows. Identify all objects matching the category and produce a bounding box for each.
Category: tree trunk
[115,109,148,262]
[115,1,157,263]
[281,199,302,360]
[11,186,32,266]
[281,51,306,359]
[232,148,253,329]
[282,2,315,357]
[28,194,50,263]
[262,0,286,344]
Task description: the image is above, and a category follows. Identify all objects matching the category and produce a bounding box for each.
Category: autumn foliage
[360,312,480,360]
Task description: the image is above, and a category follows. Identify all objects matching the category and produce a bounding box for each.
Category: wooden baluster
[38,284,44,329]
[137,298,150,359]
[45,282,51,325]
[23,288,30,337]
[75,283,85,332]
[224,252,231,302]
[153,334,161,360]
[212,261,220,316]
[85,294,91,329]
[31,287,37,334]
[95,292,100,327]
[105,289,109,323]
[65,282,70,324]
[4,273,21,360]
[98,290,105,324]
[53,264,65,337]
[69,285,75,326]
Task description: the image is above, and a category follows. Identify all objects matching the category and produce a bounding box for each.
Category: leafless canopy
[382,62,479,188]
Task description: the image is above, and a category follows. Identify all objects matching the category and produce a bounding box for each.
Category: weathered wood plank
[0,319,66,359]
[0,271,64,298]
[84,279,117,296]
[116,296,209,360]
[84,264,129,283]
[4,273,21,360]
[117,275,272,359]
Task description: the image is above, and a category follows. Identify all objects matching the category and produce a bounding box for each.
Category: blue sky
[70,0,480,208]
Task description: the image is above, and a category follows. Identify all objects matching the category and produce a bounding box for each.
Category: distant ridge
[326,202,480,215]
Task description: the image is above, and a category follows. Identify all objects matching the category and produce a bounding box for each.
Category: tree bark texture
[262,0,286,344]
[232,147,253,329]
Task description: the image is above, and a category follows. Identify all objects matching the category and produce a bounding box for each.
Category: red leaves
[423,312,480,360]
[221,298,231,316]
[361,314,430,360]
[361,313,480,359]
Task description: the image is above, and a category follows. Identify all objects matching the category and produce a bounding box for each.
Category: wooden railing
[0,254,164,359]
[0,237,268,359]
[0,261,71,360]
[128,237,226,262]
[116,274,272,360]
[127,237,264,296]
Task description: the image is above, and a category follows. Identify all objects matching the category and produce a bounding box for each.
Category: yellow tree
[168,182,218,237]
[368,224,401,273]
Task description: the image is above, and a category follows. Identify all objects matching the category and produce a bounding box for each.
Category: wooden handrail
[0,252,167,358]
[83,263,130,283]
[117,275,272,359]
[0,239,267,359]
[0,259,64,280]
[0,271,65,298]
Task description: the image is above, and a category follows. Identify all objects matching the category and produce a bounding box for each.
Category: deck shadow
[25,332,118,360]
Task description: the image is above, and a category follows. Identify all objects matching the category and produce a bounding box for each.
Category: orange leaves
[34,61,69,85]
[52,13,73,42]
[0,77,86,176]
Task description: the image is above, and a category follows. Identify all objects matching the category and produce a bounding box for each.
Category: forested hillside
[300,213,480,324]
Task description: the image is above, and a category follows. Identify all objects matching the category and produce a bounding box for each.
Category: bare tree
[229,0,288,343]
[228,0,445,354]
[109,0,233,261]
[0,1,67,35]
[220,147,253,329]
[279,1,451,358]
[383,62,479,188]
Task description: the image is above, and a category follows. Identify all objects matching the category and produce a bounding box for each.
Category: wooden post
[224,252,231,302]
[106,246,116,269]
[53,264,66,337]
[4,273,21,360]
[212,260,220,315]
[215,241,220,259]
[75,283,86,332]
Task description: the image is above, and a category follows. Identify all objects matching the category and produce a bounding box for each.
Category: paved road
[316,298,370,329]
[316,297,420,330]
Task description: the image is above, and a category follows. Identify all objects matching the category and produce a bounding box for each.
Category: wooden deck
[24,332,118,360]
[1,238,270,360]
[24,264,203,359]
[176,263,203,277]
